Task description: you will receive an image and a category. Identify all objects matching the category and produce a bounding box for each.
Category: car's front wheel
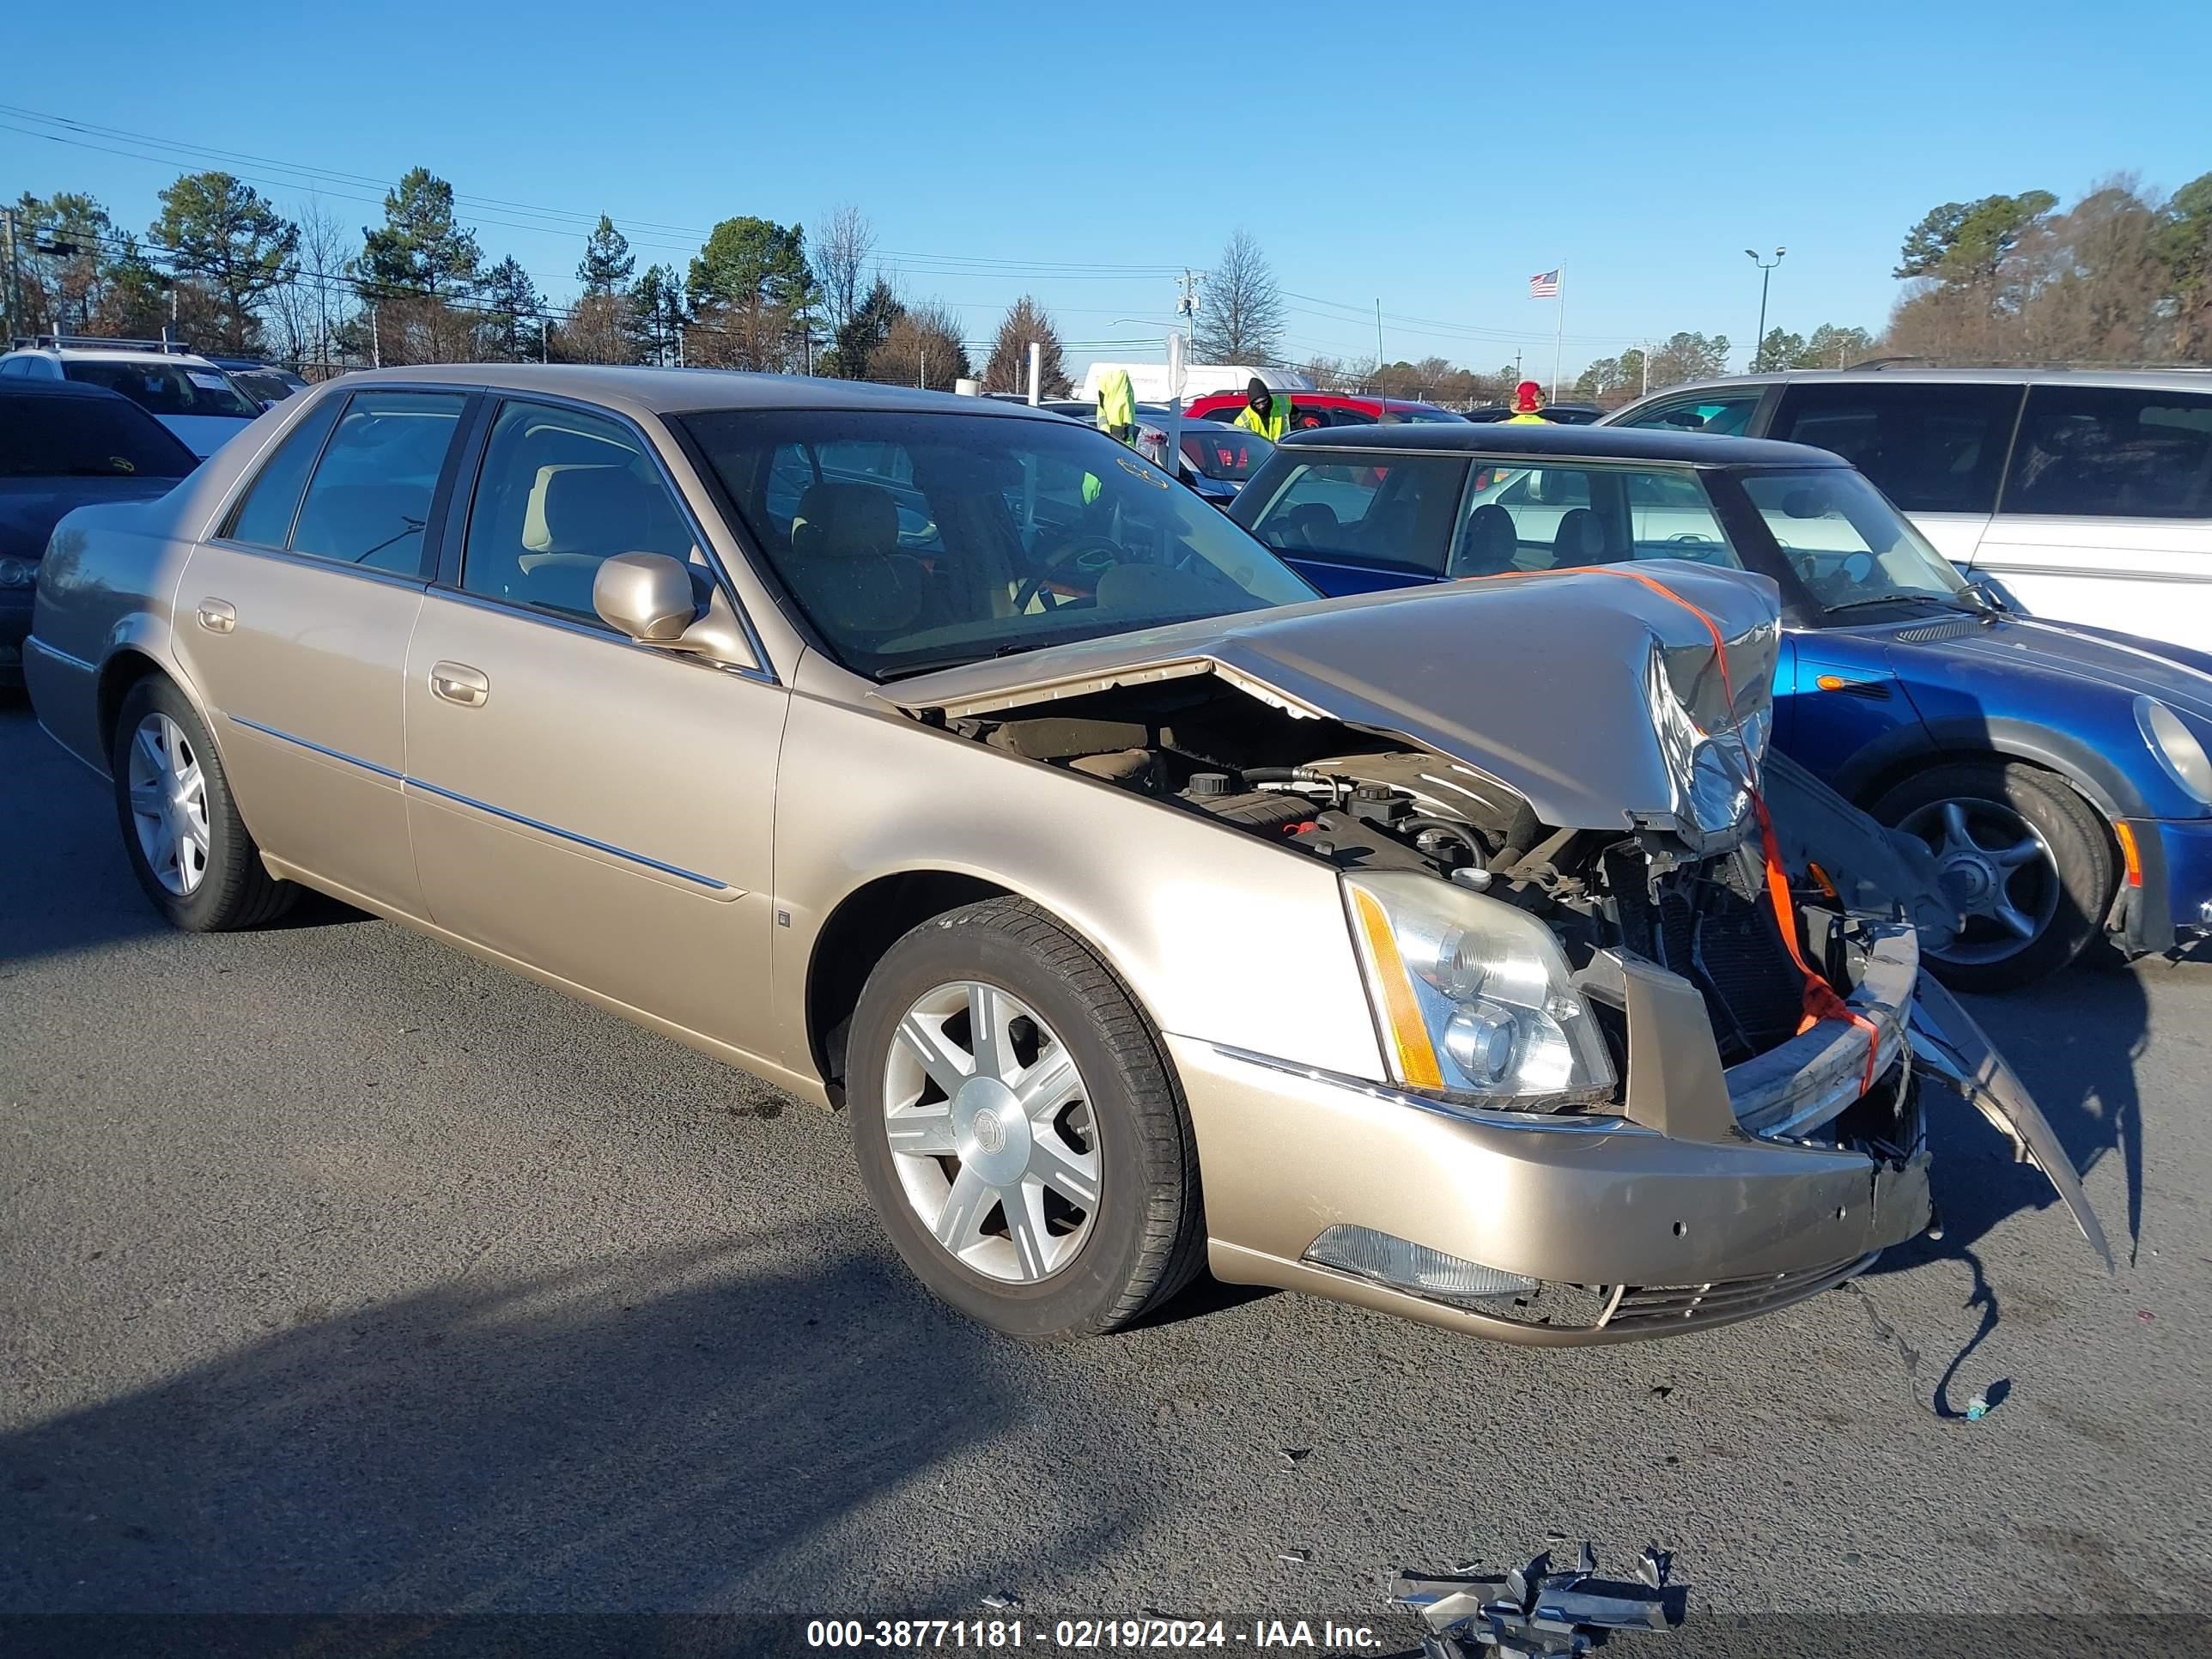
[110,675,296,932]
[1873,758,2112,993]
[846,897,1204,1340]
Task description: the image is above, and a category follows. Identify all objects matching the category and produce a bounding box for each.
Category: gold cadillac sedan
[22,367,2105,1343]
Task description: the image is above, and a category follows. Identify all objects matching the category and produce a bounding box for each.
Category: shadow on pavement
[1923,963,2149,1266]
[0,705,362,973]
[0,1230,1122,1616]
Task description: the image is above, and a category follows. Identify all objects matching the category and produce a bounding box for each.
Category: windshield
[231,369,304,404]
[63,360,259,419]
[0,393,198,478]
[1738,468,1965,611]
[1385,405,1468,423]
[683,410,1317,679]
[1180,428,1271,481]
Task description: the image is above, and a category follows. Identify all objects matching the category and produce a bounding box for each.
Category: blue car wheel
[1874,758,2114,992]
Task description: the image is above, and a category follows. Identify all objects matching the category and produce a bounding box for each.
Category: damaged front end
[880,569,2108,1340]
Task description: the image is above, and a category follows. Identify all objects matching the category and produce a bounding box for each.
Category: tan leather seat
[787,481,927,637]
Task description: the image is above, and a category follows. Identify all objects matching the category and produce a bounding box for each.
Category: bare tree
[555,291,632,364]
[1194,229,1285,363]
[811,204,876,340]
[871,296,970,390]
[267,195,355,372]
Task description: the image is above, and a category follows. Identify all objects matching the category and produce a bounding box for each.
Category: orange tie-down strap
[1474,562,1885,1091]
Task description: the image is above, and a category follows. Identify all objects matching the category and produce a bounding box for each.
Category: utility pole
[1375,298,1384,368]
[539,314,549,364]
[370,301,380,368]
[1549,265,1565,403]
[1745,247,1785,368]
[0,206,21,338]
[1176,269,1200,348]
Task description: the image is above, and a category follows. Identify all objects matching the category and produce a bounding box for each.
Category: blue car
[0,380,199,686]
[1231,422,2212,990]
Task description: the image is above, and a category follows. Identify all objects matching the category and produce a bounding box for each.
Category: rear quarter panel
[26,499,198,770]
[26,414,280,771]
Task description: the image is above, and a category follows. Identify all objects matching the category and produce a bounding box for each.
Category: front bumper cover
[2114,815,2212,952]
[1176,921,2100,1345]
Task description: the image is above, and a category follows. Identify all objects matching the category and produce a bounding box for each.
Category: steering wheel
[1793,550,1875,586]
[1014,533,1121,613]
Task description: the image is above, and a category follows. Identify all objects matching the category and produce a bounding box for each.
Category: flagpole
[1551,264,1565,403]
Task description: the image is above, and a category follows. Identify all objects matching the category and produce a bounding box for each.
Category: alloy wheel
[882,979,1101,1284]
[125,713,210,896]
[1897,795,2059,967]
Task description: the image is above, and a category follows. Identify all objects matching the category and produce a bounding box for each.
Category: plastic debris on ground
[980,1592,1020,1611]
[1387,1540,1686,1657]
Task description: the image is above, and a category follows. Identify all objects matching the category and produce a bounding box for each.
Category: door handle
[195,598,236,634]
[428,660,489,708]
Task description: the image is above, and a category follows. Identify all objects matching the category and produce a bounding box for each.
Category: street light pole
[1745,246,1785,368]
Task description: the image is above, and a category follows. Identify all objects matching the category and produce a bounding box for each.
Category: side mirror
[593,552,698,643]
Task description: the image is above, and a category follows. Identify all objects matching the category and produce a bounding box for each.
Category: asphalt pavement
[3,694,2209,1653]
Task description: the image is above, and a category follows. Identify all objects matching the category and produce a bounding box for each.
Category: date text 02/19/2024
[803,1620,1384,1650]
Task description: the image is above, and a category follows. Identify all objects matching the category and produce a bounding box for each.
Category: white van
[1604,368,2212,651]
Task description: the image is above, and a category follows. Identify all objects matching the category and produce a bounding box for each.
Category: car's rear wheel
[1873,759,2112,993]
[110,676,296,932]
[846,896,1203,1340]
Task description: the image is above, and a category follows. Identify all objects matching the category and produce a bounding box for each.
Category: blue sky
[6,0,2209,380]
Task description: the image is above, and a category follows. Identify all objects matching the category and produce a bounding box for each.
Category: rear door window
[287,391,467,574]
[222,394,343,545]
[1618,393,1760,437]
[1770,382,2021,515]
[1245,453,1470,576]
[2000,386,2212,520]
[1454,465,1737,576]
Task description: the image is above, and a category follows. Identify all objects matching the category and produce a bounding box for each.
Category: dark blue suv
[1231,422,2212,990]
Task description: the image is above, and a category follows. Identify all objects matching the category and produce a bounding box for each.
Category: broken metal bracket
[1390,1541,1685,1659]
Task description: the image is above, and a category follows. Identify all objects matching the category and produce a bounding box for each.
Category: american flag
[1528,269,1560,298]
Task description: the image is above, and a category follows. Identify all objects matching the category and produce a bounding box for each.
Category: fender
[1830,714,2153,823]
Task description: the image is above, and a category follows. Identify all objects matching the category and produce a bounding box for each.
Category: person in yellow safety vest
[1504,380,1551,423]
[1094,367,1138,446]
[1231,377,1291,441]
[1084,366,1139,505]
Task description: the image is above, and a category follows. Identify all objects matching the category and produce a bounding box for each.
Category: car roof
[1638,366,2212,396]
[0,378,144,404]
[1273,419,1845,467]
[8,343,231,370]
[337,362,1068,418]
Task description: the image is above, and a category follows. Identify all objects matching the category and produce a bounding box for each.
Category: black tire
[110,675,296,932]
[847,896,1205,1340]
[1872,758,2113,994]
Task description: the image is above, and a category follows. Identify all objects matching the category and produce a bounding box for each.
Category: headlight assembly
[2136,696,2212,805]
[1343,871,1616,1106]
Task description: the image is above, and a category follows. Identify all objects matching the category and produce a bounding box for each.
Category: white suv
[0,336,262,459]
[1604,368,2212,653]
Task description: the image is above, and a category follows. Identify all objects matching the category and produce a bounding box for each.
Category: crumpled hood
[878,561,1784,837]
[1887,610,2212,724]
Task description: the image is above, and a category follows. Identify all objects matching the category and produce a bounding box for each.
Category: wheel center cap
[952,1077,1031,1187]
[1940,854,1994,906]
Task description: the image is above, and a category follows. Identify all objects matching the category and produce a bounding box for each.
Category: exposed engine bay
[942,672,1831,1073]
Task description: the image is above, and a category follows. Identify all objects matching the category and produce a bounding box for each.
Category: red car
[1183,391,1467,428]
